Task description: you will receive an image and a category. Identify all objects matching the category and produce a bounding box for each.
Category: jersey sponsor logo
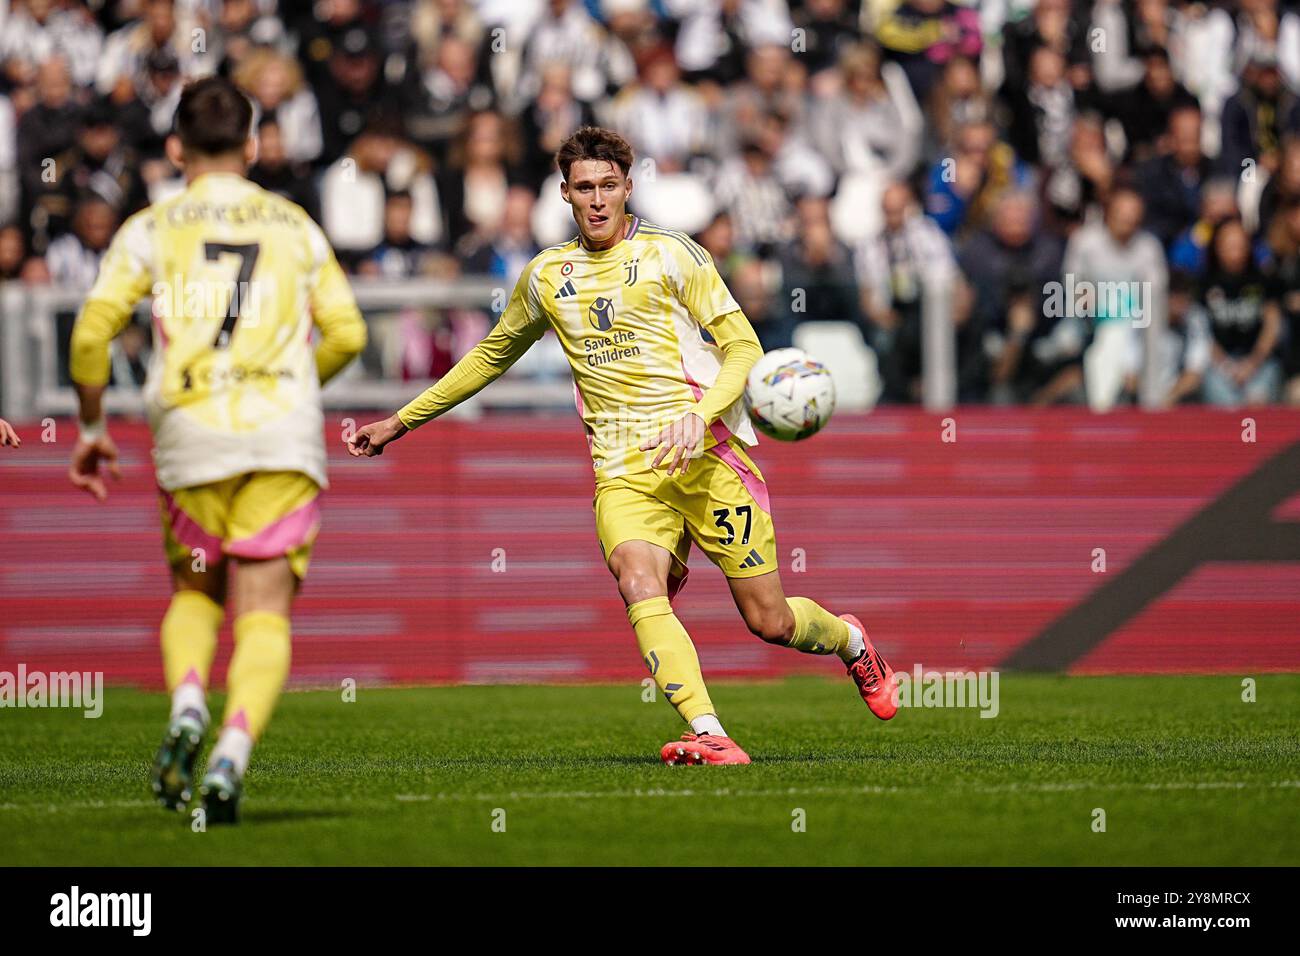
[180,363,296,391]
[738,549,766,569]
[588,296,616,331]
[555,278,577,299]
[583,328,639,367]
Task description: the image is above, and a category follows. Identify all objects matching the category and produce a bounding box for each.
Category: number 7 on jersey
[204,241,260,349]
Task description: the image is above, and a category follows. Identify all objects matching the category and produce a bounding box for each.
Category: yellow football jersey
[70,172,365,491]
[399,214,760,480]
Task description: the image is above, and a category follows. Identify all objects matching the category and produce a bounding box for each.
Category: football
[743,348,837,441]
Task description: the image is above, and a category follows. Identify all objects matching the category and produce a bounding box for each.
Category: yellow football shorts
[594,437,777,589]
[159,471,321,579]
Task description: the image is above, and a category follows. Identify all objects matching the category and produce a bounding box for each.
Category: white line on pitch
[394,779,1300,803]
[1,780,1295,814]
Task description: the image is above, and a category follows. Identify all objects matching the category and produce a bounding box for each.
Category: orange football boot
[660,732,752,765]
[841,614,897,719]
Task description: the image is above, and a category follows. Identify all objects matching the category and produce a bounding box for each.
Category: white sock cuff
[838,621,865,662]
[171,683,208,724]
[690,714,726,737]
[211,727,254,776]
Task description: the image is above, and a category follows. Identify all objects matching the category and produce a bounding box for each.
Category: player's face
[562,160,631,249]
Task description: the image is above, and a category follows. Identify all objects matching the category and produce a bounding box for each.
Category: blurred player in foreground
[0,419,18,447]
[67,77,367,821]
[349,127,895,765]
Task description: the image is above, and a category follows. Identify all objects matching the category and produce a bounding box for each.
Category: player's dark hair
[174,76,253,157]
[555,126,634,181]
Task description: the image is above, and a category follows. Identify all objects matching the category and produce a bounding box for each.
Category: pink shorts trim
[161,489,222,555]
[708,442,771,514]
[225,499,321,560]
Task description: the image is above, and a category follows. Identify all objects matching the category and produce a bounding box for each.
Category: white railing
[0,277,577,421]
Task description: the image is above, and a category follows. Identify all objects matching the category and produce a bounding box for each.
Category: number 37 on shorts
[593,438,779,580]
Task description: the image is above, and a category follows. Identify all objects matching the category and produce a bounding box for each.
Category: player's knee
[231,555,297,618]
[617,568,667,606]
[746,606,795,645]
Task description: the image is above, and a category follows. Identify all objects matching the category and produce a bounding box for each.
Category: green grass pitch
[2,675,1297,866]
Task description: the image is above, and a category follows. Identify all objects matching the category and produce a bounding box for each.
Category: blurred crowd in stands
[1,0,1299,406]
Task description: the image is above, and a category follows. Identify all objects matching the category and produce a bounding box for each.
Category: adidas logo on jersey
[739,549,765,569]
[555,279,577,299]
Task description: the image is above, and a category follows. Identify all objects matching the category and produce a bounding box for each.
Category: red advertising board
[2,408,1297,686]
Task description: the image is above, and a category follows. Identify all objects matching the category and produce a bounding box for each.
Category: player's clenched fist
[68,434,122,501]
[347,415,408,457]
[641,411,705,476]
[0,418,19,448]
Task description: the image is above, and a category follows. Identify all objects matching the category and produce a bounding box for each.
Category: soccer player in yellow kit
[349,127,895,764]
[67,77,367,819]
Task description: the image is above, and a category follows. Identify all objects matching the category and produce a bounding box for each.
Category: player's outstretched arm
[66,214,150,500]
[346,318,542,458]
[67,303,134,502]
[348,261,547,459]
[0,418,20,448]
[346,414,408,457]
[67,381,122,502]
[67,304,132,501]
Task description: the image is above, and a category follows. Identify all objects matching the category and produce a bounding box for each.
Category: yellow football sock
[628,596,716,724]
[786,597,852,659]
[222,611,291,740]
[161,590,224,690]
